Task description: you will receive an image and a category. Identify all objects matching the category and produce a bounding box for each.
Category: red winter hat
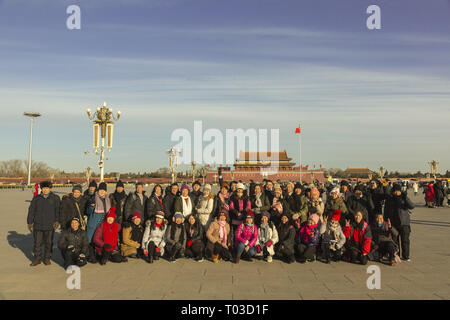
[246,210,255,219]
[331,209,341,222]
[106,207,116,220]
[131,212,141,221]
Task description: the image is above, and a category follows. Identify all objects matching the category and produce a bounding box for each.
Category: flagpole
[299,124,302,184]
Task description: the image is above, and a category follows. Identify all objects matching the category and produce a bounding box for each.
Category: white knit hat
[236,183,245,190]
[203,184,212,191]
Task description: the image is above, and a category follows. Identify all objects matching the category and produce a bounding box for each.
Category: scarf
[218,220,227,246]
[102,221,118,251]
[259,223,270,242]
[155,194,163,207]
[170,223,184,244]
[181,196,192,217]
[219,193,229,210]
[255,193,262,208]
[94,192,111,215]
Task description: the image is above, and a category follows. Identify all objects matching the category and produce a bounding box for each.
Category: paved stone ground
[1,186,449,300]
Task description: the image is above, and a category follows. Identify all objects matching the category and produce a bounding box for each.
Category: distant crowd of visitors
[26,177,447,269]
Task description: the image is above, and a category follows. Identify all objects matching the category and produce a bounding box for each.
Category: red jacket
[425,185,435,203]
[343,221,372,255]
[93,222,122,255]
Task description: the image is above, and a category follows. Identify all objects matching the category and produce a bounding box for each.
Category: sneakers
[401,257,411,262]
[267,256,273,263]
[195,257,204,263]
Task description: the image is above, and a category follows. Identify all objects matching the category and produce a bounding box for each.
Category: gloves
[67,245,75,252]
[103,244,113,250]
[155,247,161,253]
[53,222,60,230]
[256,245,262,254]
[187,240,193,248]
[27,224,33,232]
[266,240,273,247]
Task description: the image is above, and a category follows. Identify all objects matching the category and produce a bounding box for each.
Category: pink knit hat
[309,213,319,225]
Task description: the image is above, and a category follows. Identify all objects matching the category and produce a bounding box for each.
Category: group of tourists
[26,177,419,269]
[423,180,449,208]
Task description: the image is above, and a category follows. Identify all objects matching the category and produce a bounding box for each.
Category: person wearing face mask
[346,185,374,224]
[319,210,346,264]
[343,211,372,265]
[85,182,111,264]
[59,184,88,231]
[324,187,348,226]
[369,213,400,266]
[384,184,415,261]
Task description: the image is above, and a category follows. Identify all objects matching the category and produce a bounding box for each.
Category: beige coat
[206,219,231,253]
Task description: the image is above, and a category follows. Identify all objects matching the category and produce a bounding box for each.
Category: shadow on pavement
[411,220,450,228]
[6,231,66,268]
[7,231,34,262]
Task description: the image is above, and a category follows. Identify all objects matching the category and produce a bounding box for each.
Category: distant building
[205,150,326,183]
[343,168,376,178]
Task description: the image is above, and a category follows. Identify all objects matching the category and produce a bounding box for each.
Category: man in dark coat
[59,185,87,231]
[384,184,415,261]
[346,184,374,223]
[58,217,89,269]
[367,180,386,224]
[27,181,61,266]
[340,180,354,202]
[163,183,179,222]
[109,180,127,225]
[124,182,148,223]
[83,180,97,200]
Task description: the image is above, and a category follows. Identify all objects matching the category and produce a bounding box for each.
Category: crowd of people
[26,177,434,269]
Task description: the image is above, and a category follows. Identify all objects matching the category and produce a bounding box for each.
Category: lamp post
[85,102,121,182]
[166,147,181,184]
[429,160,439,179]
[200,166,208,185]
[23,112,41,185]
[191,161,197,183]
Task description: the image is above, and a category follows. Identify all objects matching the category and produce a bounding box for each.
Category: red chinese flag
[295,126,301,134]
[305,165,309,169]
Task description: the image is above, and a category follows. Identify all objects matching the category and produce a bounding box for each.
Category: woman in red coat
[425,184,435,208]
[93,207,124,265]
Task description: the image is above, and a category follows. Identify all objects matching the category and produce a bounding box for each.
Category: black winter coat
[346,194,374,223]
[384,193,415,228]
[184,220,205,244]
[275,222,295,253]
[124,191,148,222]
[163,192,178,221]
[59,194,87,230]
[145,194,164,222]
[27,192,60,231]
[57,227,89,255]
[110,191,127,224]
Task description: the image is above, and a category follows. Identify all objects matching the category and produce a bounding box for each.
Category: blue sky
[0,0,449,174]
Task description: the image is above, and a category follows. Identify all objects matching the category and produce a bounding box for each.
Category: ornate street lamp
[166,147,181,184]
[85,102,121,182]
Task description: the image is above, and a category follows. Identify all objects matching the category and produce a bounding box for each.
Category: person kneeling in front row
[58,217,89,269]
[142,211,167,263]
[93,209,124,265]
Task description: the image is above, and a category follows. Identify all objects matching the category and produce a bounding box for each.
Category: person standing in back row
[124,182,147,223]
[27,181,61,266]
